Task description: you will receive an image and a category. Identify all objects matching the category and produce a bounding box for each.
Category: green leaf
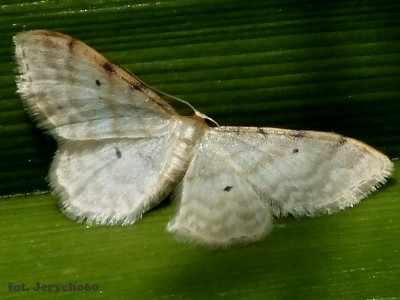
[1,165,399,299]
[0,0,399,299]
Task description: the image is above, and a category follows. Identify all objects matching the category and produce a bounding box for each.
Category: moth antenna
[157,91,219,127]
[122,66,219,127]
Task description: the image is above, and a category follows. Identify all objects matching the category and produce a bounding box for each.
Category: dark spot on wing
[22,50,26,58]
[293,148,299,153]
[95,79,101,86]
[103,62,114,75]
[25,63,29,71]
[292,131,304,139]
[257,127,268,138]
[224,186,233,192]
[68,39,75,52]
[338,137,347,147]
[115,147,122,159]
[131,82,144,91]
[232,128,240,135]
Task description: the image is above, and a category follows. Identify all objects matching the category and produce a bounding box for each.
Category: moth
[14,30,393,248]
